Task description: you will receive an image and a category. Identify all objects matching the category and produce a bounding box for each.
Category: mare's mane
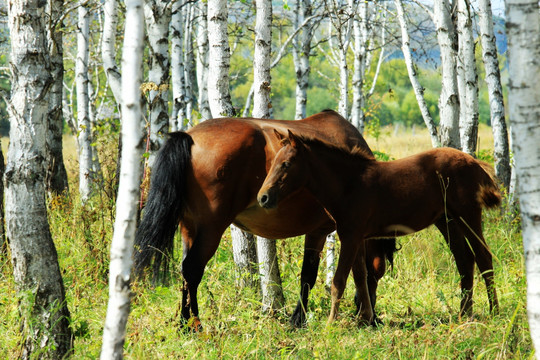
[282,133,376,162]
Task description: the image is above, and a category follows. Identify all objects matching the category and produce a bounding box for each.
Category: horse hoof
[371,315,383,327]
[290,309,307,328]
[180,316,203,333]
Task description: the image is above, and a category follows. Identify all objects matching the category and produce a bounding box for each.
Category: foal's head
[257,130,309,209]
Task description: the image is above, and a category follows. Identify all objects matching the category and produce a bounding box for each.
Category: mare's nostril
[260,194,268,205]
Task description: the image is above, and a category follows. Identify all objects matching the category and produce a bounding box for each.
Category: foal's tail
[134,132,194,280]
[477,160,502,209]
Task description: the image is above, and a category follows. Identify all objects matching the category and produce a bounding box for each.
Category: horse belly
[233,195,331,239]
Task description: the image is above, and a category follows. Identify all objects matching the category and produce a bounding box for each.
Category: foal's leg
[353,238,391,324]
[180,225,223,331]
[457,212,499,314]
[329,236,372,325]
[435,216,475,318]
[290,229,329,328]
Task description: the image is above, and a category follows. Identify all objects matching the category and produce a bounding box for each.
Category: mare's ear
[273,129,286,142]
[287,130,301,149]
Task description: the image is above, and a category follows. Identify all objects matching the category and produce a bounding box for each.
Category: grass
[0,126,533,359]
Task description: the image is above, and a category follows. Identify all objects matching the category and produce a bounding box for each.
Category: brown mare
[134,110,396,329]
[258,130,501,325]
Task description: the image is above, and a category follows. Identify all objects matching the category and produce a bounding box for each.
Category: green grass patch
[0,140,533,358]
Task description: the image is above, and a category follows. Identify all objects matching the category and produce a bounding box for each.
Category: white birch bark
[183,3,195,125]
[144,0,171,164]
[230,226,259,288]
[196,1,211,121]
[88,80,105,184]
[100,0,145,357]
[433,0,460,148]
[102,0,122,104]
[171,0,186,131]
[253,0,284,311]
[337,42,349,118]
[327,1,353,119]
[325,231,337,292]
[456,0,478,156]
[77,1,94,202]
[208,0,234,117]
[395,0,439,147]
[292,0,313,120]
[350,0,368,132]
[506,0,540,352]
[6,0,72,356]
[253,0,272,120]
[478,0,510,189]
[46,0,69,194]
[207,0,258,287]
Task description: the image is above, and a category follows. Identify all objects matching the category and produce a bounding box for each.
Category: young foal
[258,130,501,325]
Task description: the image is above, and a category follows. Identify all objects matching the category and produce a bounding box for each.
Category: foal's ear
[287,130,301,148]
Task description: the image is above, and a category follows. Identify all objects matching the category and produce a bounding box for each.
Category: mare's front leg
[290,230,329,328]
[180,225,223,331]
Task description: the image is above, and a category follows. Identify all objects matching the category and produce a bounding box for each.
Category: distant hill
[390,14,507,68]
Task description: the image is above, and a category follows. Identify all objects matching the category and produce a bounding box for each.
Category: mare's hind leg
[180,224,224,331]
[290,227,331,328]
[435,216,475,317]
[457,211,499,314]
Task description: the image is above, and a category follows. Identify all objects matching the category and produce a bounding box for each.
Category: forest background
[0,0,508,136]
[1,0,538,358]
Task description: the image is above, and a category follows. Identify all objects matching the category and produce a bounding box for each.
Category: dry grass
[364,123,495,159]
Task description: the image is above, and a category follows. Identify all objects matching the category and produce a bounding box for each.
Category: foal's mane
[285,133,376,162]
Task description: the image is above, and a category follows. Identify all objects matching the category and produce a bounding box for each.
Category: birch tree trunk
[253,0,285,312]
[207,0,258,287]
[77,1,94,202]
[0,143,5,256]
[506,0,540,352]
[100,0,145,357]
[350,0,368,132]
[325,231,337,292]
[395,0,439,147]
[456,0,479,156]
[101,0,124,195]
[433,0,460,148]
[171,0,186,131]
[208,0,234,117]
[6,0,72,356]
[183,3,195,125]
[144,0,171,165]
[196,1,211,121]
[102,0,122,104]
[169,1,186,131]
[292,0,313,120]
[337,42,349,118]
[327,1,353,119]
[478,0,510,189]
[45,0,69,195]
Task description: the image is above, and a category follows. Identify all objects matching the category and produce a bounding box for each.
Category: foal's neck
[304,141,373,211]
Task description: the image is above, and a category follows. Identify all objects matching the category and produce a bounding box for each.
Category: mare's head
[257,130,309,209]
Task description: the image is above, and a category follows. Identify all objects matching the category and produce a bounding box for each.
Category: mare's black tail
[134,132,194,281]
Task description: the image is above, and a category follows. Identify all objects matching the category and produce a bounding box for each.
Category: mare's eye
[282,161,291,169]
